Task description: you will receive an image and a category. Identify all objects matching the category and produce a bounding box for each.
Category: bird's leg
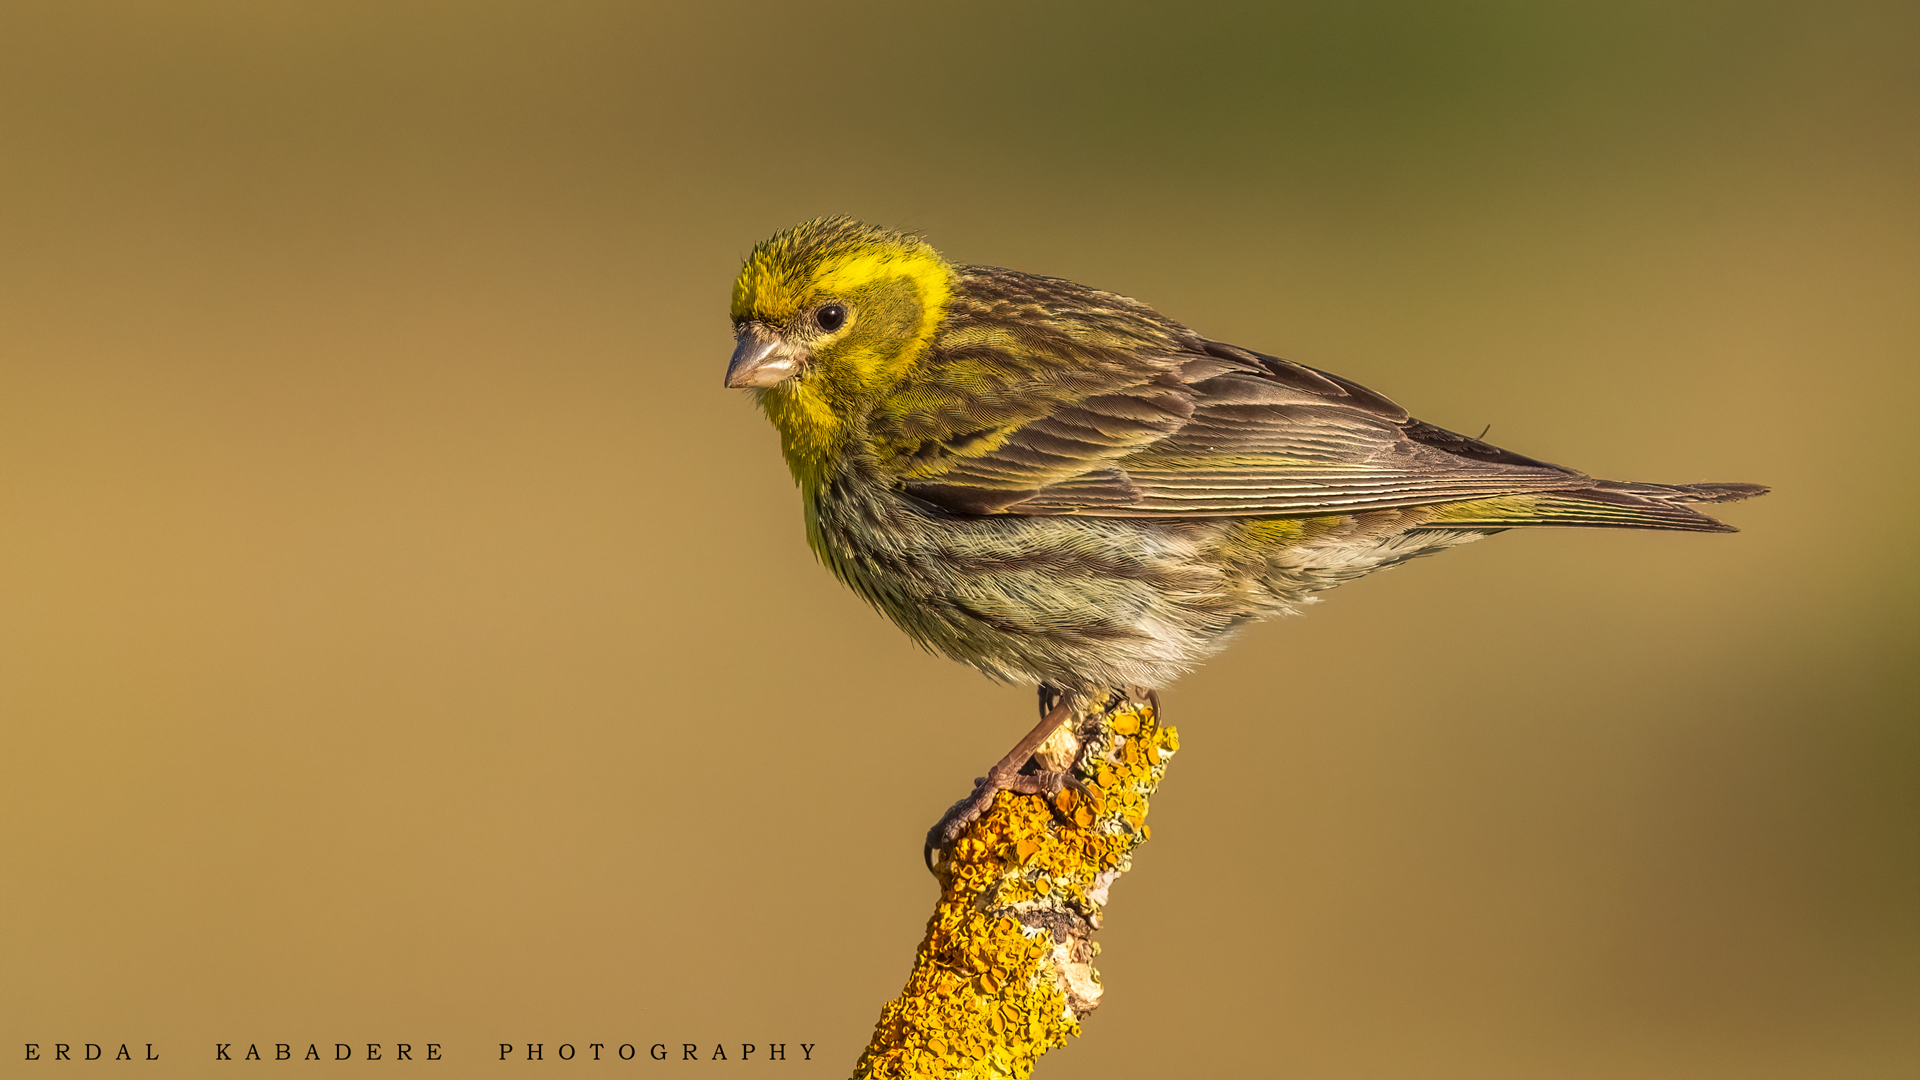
[1037,683,1068,719]
[924,690,1080,871]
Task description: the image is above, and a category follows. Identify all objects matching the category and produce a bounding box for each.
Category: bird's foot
[922,687,1167,872]
[1013,768,1093,801]
[922,768,1094,868]
[924,693,1083,872]
[923,776,998,861]
[920,687,1162,871]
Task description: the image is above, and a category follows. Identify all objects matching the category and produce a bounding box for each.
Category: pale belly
[809,479,1490,692]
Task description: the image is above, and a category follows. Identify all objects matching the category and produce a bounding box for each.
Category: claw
[924,777,996,871]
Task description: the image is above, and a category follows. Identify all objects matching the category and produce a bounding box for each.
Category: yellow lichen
[852,700,1178,1080]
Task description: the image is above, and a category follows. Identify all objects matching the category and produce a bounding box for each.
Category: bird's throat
[760,381,846,495]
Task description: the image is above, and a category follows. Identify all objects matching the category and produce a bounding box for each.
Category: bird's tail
[1417,481,1770,534]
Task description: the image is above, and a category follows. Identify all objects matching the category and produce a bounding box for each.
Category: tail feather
[1634,481,1771,504]
[1417,480,1769,534]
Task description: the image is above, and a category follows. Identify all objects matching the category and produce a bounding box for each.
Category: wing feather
[881,268,1591,519]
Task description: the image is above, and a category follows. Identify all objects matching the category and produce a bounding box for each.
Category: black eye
[815,304,846,332]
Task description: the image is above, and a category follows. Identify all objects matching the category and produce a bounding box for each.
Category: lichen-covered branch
[853,698,1178,1080]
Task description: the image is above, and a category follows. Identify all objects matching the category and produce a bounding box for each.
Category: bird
[723,216,1765,863]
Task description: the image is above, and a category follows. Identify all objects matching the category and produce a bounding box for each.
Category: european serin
[724,217,1765,860]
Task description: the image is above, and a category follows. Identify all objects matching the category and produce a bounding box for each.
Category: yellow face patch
[731,258,806,325]
[731,217,952,331]
[732,218,961,490]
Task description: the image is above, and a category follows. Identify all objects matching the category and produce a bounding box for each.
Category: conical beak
[725,324,802,388]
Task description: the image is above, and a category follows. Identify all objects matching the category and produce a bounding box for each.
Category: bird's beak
[726,324,802,388]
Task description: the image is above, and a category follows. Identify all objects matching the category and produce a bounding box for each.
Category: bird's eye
[815,304,847,332]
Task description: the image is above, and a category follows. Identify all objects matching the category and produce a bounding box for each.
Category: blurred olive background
[2,1,1913,1076]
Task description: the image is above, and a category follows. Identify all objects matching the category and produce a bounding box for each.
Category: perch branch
[853,696,1178,1079]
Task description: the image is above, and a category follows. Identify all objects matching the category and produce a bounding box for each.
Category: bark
[853,697,1178,1079]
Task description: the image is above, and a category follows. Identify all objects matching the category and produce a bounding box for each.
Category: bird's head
[729,217,955,396]
[727,217,956,483]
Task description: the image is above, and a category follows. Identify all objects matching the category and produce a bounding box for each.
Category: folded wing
[903,339,1598,518]
[879,270,1761,531]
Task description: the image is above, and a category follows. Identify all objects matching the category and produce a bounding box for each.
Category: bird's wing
[877,272,1590,517]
